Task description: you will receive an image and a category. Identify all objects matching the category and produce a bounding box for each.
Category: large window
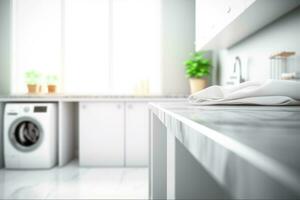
[12,0,62,93]
[12,0,161,95]
[111,0,161,94]
[64,0,110,94]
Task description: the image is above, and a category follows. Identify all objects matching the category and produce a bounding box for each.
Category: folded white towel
[188,80,300,105]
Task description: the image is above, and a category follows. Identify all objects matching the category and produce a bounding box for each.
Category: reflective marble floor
[0,160,148,199]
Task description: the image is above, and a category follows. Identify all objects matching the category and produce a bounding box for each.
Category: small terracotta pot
[189,78,207,94]
[27,84,39,94]
[48,85,57,93]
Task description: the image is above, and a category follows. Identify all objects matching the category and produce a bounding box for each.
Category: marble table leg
[150,112,167,199]
[150,110,229,199]
[174,137,229,199]
[167,129,175,199]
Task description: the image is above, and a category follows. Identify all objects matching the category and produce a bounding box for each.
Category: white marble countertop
[149,103,300,197]
[0,94,187,102]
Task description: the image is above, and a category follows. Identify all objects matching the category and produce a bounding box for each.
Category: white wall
[0,0,11,168]
[160,0,195,95]
[0,0,11,95]
[219,6,300,85]
[0,0,11,166]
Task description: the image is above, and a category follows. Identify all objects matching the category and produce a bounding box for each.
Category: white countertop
[0,94,188,102]
[149,102,300,197]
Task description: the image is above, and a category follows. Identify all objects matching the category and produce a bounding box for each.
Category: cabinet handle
[127,104,133,109]
[81,104,86,109]
[117,104,122,109]
[226,6,231,13]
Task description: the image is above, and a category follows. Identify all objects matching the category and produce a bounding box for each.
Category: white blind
[12,0,161,95]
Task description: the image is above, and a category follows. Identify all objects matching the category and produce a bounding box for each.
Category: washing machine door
[9,117,44,152]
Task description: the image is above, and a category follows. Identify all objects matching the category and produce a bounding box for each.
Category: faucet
[226,56,246,85]
[233,56,245,83]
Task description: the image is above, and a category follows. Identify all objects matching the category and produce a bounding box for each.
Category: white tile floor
[0,160,149,199]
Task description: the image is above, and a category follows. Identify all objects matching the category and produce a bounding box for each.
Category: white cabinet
[125,102,149,166]
[195,0,255,50]
[196,0,300,50]
[195,0,229,49]
[79,100,185,167]
[79,102,125,167]
[79,101,149,167]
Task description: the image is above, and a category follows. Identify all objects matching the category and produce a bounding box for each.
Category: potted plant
[184,51,211,94]
[25,70,41,94]
[46,75,58,93]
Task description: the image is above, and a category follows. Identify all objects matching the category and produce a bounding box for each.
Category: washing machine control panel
[23,106,30,113]
[34,106,47,113]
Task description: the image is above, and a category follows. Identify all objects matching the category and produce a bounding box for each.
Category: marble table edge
[148,103,300,195]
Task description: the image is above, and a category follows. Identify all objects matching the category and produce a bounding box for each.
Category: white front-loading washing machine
[4,103,57,169]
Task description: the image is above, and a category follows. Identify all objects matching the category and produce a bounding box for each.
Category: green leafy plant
[25,70,41,85]
[184,51,211,78]
[46,74,58,85]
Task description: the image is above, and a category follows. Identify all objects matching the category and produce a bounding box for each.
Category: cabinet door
[79,102,124,166]
[195,0,255,50]
[195,0,229,49]
[125,102,149,166]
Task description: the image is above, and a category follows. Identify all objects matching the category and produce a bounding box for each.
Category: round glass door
[9,118,43,152]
